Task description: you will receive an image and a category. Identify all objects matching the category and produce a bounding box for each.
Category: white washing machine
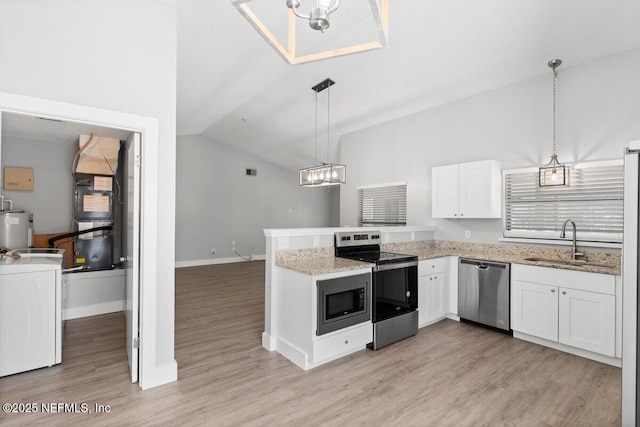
[0,249,63,377]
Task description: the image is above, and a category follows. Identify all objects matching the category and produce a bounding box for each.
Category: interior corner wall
[339,48,640,242]
[1,136,75,234]
[0,0,178,385]
[176,134,333,264]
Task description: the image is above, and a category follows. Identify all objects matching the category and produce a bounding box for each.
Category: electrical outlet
[410,231,415,241]
[211,248,216,255]
[465,230,471,239]
[232,240,236,246]
[278,237,289,249]
[313,235,320,247]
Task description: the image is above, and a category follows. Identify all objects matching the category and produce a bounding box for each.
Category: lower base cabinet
[418,259,447,327]
[511,264,616,357]
[558,287,615,356]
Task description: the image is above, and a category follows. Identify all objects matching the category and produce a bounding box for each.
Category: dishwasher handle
[459,258,510,270]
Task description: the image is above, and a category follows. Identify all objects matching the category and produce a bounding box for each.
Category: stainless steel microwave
[317,273,370,336]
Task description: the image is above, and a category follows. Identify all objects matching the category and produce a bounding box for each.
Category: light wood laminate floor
[0,261,621,426]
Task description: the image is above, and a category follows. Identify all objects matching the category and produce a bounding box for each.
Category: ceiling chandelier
[299,78,346,187]
[231,0,389,65]
[539,59,569,187]
[286,0,340,32]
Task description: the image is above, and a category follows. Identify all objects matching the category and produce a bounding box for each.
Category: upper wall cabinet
[432,160,502,219]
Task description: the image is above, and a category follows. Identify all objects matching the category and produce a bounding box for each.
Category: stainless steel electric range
[335,231,419,350]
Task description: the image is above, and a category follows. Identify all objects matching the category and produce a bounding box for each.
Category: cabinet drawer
[419,258,446,275]
[512,264,615,295]
[312,322,372,363]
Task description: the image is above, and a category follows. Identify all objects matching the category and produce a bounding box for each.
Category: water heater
[0,211,33,250]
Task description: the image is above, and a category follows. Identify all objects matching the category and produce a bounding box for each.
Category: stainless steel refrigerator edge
[458,258,510,332]
[622,146,639,425]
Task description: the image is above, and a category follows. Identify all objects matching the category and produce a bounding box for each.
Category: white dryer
[0,250,63,377]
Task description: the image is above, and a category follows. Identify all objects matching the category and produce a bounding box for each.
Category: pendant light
[286,0,341,33]
[299,78,346,187]
[232,0,389,65]
[539,59,569,187]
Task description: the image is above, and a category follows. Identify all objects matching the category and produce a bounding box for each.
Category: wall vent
[246,168,257,176]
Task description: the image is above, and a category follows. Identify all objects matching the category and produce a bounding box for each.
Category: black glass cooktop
[338,251,418,265]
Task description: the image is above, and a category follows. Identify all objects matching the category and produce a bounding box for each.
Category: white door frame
[0,91,159,389]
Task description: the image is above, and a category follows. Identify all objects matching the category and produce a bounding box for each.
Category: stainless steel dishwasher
[458,258,511,333]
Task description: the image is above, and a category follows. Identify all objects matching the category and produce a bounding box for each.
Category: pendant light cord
[314,90,318,166]
[552,65,557,156]
[327,83,331,165]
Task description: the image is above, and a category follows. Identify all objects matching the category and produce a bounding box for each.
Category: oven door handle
[374,260,418,272]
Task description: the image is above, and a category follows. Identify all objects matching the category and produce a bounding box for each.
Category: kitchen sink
[524,257,617,270]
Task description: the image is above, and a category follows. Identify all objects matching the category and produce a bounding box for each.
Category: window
[503,160,623,243]
[358,182,407,227]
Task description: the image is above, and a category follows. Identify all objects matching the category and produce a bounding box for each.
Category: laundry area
[0,111,140,380]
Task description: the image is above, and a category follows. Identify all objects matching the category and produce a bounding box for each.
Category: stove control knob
[406,291,411,297]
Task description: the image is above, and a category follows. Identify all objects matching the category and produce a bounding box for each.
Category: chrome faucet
[560,219,583,260]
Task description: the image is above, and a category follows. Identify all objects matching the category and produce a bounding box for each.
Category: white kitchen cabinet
[511,264,617,361]
[511,280,559,342]
[558,287,615,356]
[418,258,447,327]
[273,267,373,370]
[432,159,502,219]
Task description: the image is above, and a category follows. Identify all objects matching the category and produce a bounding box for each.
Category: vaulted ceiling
[177,0,640,172]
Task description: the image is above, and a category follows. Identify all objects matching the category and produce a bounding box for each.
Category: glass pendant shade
[539,154,569,186]
[299,163,346,186]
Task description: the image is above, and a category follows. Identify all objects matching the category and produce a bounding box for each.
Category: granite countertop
[276,256,374,276]
[275,241,621,276]
[395,247,620,275]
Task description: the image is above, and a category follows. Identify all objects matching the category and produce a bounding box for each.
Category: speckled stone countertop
[275,247,374,275]
[276,241,621,276]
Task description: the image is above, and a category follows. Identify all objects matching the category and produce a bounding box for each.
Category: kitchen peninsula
[263,226,621,370]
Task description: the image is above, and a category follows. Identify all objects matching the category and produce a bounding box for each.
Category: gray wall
[340,48,640,242]
[176,134,333,263]
[1,136,75,234]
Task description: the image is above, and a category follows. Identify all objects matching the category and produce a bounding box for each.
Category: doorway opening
[0,111,141,384]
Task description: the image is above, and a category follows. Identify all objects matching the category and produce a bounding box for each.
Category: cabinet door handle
[460,213,464,216]
[551,289,556,293]
[434,276,438,280]
[454,213,457,217]
[562,291,567,295]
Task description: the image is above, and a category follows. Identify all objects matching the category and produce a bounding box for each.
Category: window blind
[358,183,407,227]
[504,163,623,242]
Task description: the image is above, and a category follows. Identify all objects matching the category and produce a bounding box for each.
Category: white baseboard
[262,332,276,351]
[446,313,461,322]
[63,300,124,320]
[513,331,622,367]
[140,359,178,390]
[175,254,266,268]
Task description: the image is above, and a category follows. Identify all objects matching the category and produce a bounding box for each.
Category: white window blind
[504,162,623,242]
[358,183,407,227]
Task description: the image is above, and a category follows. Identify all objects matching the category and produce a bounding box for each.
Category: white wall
[0,0,177,387]
[176,134,333,264]
[340,48,640,242]
[1,136,76,234]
